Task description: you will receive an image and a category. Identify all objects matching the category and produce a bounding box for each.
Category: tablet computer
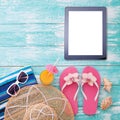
[64,7,107,60]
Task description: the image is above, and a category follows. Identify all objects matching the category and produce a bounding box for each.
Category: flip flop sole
[59,66,79,115]
[82,66,101,115]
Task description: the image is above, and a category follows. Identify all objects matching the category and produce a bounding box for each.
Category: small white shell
[101,97,112,110]
[103,78,112,92]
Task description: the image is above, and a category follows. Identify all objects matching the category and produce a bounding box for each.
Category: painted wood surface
[0,0,120,120]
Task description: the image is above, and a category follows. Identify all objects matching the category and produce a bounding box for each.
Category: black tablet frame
[64,7,107,60]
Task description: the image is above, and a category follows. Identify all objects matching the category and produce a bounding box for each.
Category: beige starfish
[103,78,112,92]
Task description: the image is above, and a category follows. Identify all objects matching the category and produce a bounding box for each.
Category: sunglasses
[7,71,28,96]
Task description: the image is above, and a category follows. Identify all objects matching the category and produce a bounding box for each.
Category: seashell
[101,97,112,110]
[103,78,112,92]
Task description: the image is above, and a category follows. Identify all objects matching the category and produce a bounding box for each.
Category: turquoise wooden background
[0,0,120,119]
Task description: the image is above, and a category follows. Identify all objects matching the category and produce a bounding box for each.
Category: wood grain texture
[0,0,120,23]
[75,106,120,120]
[0,23,119,47]
[0,0,120,119]
[0,45,120,66]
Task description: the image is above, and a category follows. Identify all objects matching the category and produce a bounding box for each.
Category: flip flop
[59,66,80,115]
[81,66,101,115]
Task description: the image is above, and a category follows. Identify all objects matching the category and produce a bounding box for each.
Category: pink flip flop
[59,66,80,115]
[81,66,101,115]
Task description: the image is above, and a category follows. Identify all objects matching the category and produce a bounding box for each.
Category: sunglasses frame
[7,70,28,96]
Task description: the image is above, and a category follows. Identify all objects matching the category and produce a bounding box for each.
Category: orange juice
[40,70,54,85]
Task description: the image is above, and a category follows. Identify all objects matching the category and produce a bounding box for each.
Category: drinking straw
[47,57,60,77]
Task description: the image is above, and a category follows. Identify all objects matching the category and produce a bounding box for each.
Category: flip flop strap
[61,73,80,101]
[81,81,99,101]
[81,72,99,101]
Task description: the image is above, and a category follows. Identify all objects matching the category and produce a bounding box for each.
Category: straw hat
[23,103,58,120]
[5,84,74,120]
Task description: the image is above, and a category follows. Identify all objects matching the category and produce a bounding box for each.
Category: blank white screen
[68,11,103,55]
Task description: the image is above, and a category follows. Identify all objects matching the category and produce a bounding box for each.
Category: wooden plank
[0,0,120,7]
[0,45,119,66]
[0,23,119,47]
[0,24,64,47]
[75,106,120,120]
[0,65,120,85]
[0,1,120,24]
[108,23,120,45]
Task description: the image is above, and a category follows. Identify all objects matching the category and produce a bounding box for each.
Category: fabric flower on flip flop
[81,72,99,101]
[82,72,97,86]
[62,73,80,88]
[62,72,80,101]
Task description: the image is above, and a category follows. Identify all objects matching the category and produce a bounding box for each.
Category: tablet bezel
[64,7,107,60]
